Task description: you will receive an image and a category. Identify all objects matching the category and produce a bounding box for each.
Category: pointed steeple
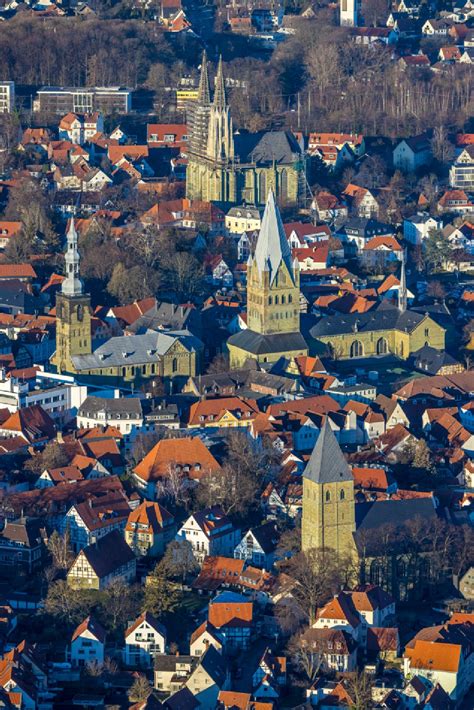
[398,247,407,313]
[62,217,83,297]
[254,190,294,284]
[197,50,210,106]
[303,418,353,484]
[213,55,226,110]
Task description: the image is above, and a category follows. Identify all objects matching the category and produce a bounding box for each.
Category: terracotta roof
[188,396,260,427]
[193,556,245,591]
[0,405,56,443]
[208,599,253,628]
[72,615,106,643]
[352,467,390,490]
[363,236,402,251]
[134,437,221,482]
[45,465,84,484]
[125,500,173,534]
[0,264,36,279]
[405,639,461,673]
[218,691,251,710]
[0,222,22,239]
[190,620,221,646]
[317,594,361,628]
[125,611,166,640]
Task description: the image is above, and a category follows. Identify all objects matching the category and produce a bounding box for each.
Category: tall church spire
[254,190,295,284]
[197,50,210,106]
[213,55,226,109]
[62,217,83,297]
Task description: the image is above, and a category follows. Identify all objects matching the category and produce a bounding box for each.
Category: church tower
[51,219,92,374]
[227,191,308,367]
[189,50,211,158]
[247,189,300,336]
[301,419,356,558]
[206,56,234,164]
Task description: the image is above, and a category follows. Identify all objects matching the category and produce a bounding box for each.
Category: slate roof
[227,329,308,355]
[77,529,135,579]
[303,418,353,484]
[354,497,437,542]
[72,329,202,371]
[247,522,279,554]
[413,345,461,375]
[309,303,429,338]
[78,396,143,418]
[234,130,301,165]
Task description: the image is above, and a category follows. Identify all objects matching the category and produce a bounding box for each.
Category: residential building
[0,518,46,574]
[208,591,253,650]
[77,395,144,439]
[125,501,175,557]
[225,206,262,235]
[124,612,166,667]
[0,82,15,113]
[70,616,106,667]
[449,145,474,190]
[340,0,359,26]
[176,506,241,564]
[393,134,432,172]
[234,522,279,570]
[403,213,442,245]
[67,529,136,590]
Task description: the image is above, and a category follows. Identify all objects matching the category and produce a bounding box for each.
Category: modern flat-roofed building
[34,86,132,115]
[0,82,15,113]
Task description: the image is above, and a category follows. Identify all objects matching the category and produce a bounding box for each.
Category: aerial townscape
[1,0,474,707]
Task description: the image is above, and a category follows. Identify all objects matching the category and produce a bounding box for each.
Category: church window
[268,296,272,305]
[259,172,267,201]
[340,489,345,500]
[424,328,429,337]
[350,340,364,358]
[282,295,286,304]
[376,337,388,355]
[122,368,126,377]
[280,169,288,200]
[288,294,292,303]
[172,357,178,373]
[275,296,279,305]
[370,561,383,586]
[325,490,331,502]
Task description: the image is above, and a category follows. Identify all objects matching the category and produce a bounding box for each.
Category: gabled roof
[73,529,135,579]
[303,418,353,484]
[125,611,166,640]
[134,437,221,482]
[72,615,106,643]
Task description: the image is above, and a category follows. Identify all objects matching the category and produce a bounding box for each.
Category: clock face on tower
[77,304,84,322]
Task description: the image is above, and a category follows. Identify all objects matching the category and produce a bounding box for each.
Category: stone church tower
[51,218,92,374]
[227,191,308,367]
[186,54,236,205]
[302,419,356,558]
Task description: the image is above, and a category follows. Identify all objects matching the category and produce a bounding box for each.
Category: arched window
[376,337,388,355]
[340,489,345,500]
[280,168,288,200]
[268,296,272,305]
[172,357,178,373]
[275,296,279,305]
[259,172,267,202]
[325,490,331,502]
[350,340,364,358]
[282,295,285,304]
[288,294,292,303]
[370,560,384,586]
